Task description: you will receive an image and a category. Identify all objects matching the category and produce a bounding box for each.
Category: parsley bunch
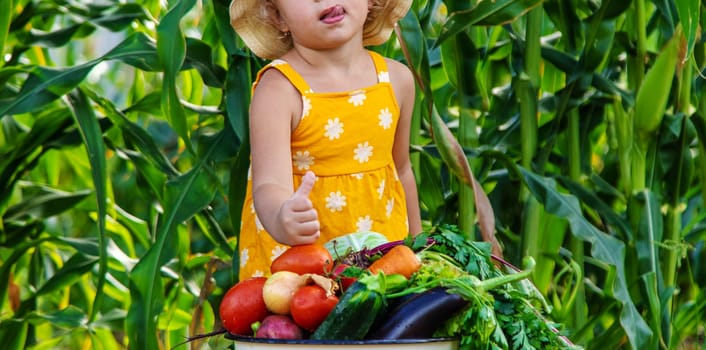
[408,225,581,350]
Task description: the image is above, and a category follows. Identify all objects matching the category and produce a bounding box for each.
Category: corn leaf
[675,0,700,61]
[4,188,91,221]
[519,166,652,349]
[0,0,12,57]
[435,0,543,46]
[65,88,109,322]
[26,306,88,329]
[127,148,219,350]
[430,106,502,256]
[157,0,195,152]
[0,32,161,117]
[34,253,100,298]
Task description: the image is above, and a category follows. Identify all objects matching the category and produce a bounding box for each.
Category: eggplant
[366,287,468,339]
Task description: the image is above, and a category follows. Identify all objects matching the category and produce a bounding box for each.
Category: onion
[262,271,308,314]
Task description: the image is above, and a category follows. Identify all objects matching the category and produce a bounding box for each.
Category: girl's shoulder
[382,56,407,72]
[252,59,313,102]
[255,58,320,96]
[383,57,413,80]
[250,63,302,118]
[382,57,415,100]
[253,66,298,96]
[253,60,297,90]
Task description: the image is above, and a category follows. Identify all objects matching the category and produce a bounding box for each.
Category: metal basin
[228,335,459,350]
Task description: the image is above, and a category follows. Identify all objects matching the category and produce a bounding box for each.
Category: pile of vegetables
[218,225,581,349]
[219,244,339,338]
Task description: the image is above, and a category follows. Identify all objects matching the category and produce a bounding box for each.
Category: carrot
[368,244,421,279]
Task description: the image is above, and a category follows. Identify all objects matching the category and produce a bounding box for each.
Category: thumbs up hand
[275,171,320,245]
[293,170,316,200]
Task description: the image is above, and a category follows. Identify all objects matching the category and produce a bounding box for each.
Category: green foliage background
[1,0,704,349]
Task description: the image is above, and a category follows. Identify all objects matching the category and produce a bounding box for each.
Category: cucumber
[310,280,385,340]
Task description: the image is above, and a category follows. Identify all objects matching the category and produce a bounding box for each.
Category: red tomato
[289,285,339,332]
[332,263,357,292]
[271,244,333,275]
[219,277,269,335]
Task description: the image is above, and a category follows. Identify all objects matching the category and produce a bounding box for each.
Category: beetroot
[255,315,303,339]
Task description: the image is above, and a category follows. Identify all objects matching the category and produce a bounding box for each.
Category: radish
[255,315,303,339]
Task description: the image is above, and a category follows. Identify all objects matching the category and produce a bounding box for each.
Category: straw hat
[229,0,412,60]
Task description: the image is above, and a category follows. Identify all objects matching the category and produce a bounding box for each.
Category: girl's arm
[388,58,423,236]
[249,69,321,245]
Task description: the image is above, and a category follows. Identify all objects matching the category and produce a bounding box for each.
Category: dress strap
[368,51,389,82]
[252,59,313,95]
[253,53,389,94]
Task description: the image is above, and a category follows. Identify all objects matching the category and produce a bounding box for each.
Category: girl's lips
[319,5,345,24]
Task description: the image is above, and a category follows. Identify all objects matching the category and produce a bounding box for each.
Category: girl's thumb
[294,171,316,198]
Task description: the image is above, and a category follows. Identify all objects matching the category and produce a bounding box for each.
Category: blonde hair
[367,0,386,24]
[258,1,281,30]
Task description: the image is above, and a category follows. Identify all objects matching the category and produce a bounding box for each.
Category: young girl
[230,0,422,279]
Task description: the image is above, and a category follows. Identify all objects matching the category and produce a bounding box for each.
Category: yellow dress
[238,51,410,279]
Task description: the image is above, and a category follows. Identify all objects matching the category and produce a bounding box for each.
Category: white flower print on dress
[378,71,390,83]
[378,108,393,129]
[354,142,373,163]
[255,214,264,231]
[356,216,373,232]
[302,96,312,118]
[348,90,366,106]
[351,173,364,180]
[386,198,394,218]
[293,150,314,170]
[240,248,249,268]
[325,117,344,140]
[271,245,287,262]
[326,191,347,212]
[252,270,265,277]
[377,179,386,199]
[250,203,264,231]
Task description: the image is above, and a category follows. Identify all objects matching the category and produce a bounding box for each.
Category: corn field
[0,0,704,349]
